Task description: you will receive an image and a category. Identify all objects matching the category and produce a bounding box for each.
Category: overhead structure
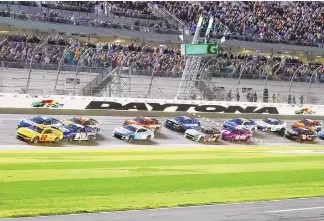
[176,16,219,100]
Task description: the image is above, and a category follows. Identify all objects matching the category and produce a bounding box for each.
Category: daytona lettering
[85,101,279,114]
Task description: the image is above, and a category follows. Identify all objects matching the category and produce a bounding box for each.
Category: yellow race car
[16,125,64,144]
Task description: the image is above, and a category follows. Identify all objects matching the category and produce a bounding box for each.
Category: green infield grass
[1,147,324,218]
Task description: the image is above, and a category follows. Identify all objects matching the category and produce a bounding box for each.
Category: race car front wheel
[128,136,133,141]
[147,135,152,140]
[32,136,39,144]
[54,137,60,143]
[88,135,95,141]
[199,137,204,143]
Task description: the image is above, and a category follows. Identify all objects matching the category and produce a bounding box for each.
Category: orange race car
[291,119,322,132]
[123,117,162,132]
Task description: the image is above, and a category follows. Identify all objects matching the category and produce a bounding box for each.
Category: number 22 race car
[16,125,64,144]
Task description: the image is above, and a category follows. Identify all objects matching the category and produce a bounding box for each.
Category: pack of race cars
[15,115,324,144]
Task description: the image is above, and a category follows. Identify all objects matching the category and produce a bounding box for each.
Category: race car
[63,117,100,132]
[221,127,253,142]
[295,108,315,115]
[255,118,286,132]
[317,130,324,140]
[165,116,200,132]
[112,124,154,141]
[291,119,322,132]
[223,118,257,131]
[184,126,221,143]
[56,124,97,142]
[16,125,64,144]
[17,116,62,129]
[284,128,317,142]
[123,117,162,132]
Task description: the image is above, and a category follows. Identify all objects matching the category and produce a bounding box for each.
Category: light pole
[305,65,323,104]
[25,39,47,92]
[54,45,82,92]
[146,54,168,98]
[288,64,308,96]
[236,60,254,92]
[263,61,281,91]
[72,47,95,93]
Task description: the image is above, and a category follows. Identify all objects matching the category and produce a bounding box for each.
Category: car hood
[20,119,36,126]
[114,127,133,135]
[167,118,179,124]
[256,121,269,127]
[185,129,204,136]
[17,127,37,137]
[221,129,235,136]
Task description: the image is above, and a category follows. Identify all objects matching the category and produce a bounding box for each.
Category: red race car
[123,117,162,132]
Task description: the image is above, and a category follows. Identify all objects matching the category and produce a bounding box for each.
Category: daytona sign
[85,101,279,114]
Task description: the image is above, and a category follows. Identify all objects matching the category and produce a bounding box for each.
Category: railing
[0,11,182,35]
[0,2,160,21]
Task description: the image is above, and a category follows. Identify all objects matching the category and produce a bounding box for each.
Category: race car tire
[88,135,95,141]
[68,135,74,142]
[267,127,271,132]
[31,136,39,144]
[199,137,204,143]
[147,135,152,140]
[128,136,133,142]
[245,137,250,142]
[297,137,302,142]
[54,137,60,143]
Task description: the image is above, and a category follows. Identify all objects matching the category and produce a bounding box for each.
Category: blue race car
[17,116,62,129]
[112,124,154,141]
[165,116,201,132]
[318,130,324,140]
[56,124,96,142]
[223,118,257,131]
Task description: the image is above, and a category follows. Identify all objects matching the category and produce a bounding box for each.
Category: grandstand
[0,1,323,104]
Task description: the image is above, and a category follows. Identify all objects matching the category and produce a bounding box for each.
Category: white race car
[255,118,286,132]
[184,126,221,143]
[113,124,154,141]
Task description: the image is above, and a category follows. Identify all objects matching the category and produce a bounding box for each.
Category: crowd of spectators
[159,1,324,47]
[2,1,323,47]
[0,34,323,81]
[0,34,184,75]
[0,6,180,35]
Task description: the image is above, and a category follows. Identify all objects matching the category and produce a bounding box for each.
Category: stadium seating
[0,34,322,83]
[1,1,323,47]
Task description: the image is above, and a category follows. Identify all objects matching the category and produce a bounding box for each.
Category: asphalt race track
[2,114,324,149]
[1,197,324,221]
[1,114,324,221]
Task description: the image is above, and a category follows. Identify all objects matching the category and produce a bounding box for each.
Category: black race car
[284,127,317,142]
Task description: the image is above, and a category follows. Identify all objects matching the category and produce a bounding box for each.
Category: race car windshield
[175,117,195,124]
[64,124,80,131]
[200,128,213,134]
[231,118,243,125]
[134,117,145,124]
[299,120,310,125]
[29,126,43,133]
[31,117,46,124]
[124,125,137,132]
[70,118,83,125]
[263,119,275,124]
